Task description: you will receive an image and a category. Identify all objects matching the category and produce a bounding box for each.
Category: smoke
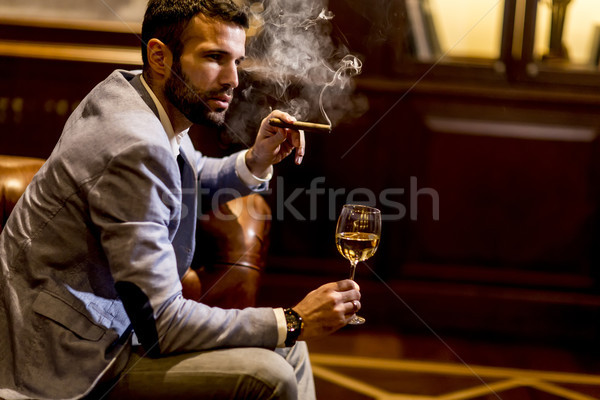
[318,54,362,126]
[225,0,368,144]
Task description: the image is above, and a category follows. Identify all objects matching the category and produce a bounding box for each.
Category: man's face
[164,15,246,126]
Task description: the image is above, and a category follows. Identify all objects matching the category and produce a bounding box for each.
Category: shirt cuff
[235,150,273,191]
[273,307,288,348]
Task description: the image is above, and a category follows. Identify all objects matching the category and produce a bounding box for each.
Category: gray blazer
[0,70,278,400]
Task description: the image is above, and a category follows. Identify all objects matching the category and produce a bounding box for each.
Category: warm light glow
[535,0,600,65]
[4,178,25,193]
[0,41,142,65]
[428,0,600,65]
[428,0,503,59]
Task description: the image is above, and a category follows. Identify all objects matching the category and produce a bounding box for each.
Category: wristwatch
[284,308,304,347]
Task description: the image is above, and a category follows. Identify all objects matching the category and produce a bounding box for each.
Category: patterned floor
[306,329,600,400]
[310,352,600,400]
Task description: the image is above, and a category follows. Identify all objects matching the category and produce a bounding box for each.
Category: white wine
[335,204,382,325]
[335,232,380,263]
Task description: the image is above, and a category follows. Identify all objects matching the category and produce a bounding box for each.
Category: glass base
[348,314,365,325]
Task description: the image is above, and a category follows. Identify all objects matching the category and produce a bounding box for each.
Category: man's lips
[209,95,231,109]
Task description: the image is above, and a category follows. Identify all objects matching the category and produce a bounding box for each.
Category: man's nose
[220,62,239,89]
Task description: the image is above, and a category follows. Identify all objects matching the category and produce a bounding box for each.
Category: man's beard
[164,60,232,127]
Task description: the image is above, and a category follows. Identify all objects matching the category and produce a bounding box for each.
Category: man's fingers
[336,279,360,292]
[340,288,361,304]
[294,130,305,164]
[261,111,306,165]
[348,299,360,314]
[336,279,361,313]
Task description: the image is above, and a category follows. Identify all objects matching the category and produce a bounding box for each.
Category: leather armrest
[182,194,271,308]
[0,155,45,232]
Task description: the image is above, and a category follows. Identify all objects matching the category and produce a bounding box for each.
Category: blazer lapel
[129,74,160,119]
[172,147,197,279]
[129,73,197,279]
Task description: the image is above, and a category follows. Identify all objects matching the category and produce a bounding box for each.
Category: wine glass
[335,204,381,325]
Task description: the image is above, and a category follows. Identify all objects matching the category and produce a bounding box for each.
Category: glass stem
[348,260,358,281]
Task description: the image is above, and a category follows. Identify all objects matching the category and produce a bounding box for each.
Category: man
[0,0,362,399]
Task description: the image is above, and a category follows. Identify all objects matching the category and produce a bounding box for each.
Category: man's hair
[141,0,249,71]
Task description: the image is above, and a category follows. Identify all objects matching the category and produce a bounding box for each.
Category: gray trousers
[89,342,315,400]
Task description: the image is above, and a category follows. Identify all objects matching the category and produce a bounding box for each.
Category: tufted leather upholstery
[183,193,271,308]
[0,155,270,308]
[0,155,46,230]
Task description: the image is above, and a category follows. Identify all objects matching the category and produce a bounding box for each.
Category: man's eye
[207,54,222,61]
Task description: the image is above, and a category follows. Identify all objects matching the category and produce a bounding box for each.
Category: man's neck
[163,100,193,136]
[142,74,192,135]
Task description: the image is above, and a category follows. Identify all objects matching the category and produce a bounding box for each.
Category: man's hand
[292,279,361,341]
[245,110,305,178]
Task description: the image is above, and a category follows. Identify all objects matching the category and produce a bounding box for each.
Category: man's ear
[146,38,173,79]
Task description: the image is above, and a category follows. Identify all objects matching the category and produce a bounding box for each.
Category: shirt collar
[140,75,188,157]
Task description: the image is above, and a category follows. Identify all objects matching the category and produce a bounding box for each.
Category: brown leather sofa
[0,154,270,308]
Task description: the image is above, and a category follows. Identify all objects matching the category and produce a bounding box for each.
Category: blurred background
[2,1,600,396]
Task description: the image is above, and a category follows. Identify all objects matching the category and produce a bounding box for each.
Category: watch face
[287,316,299,331]
[285,309,302,333]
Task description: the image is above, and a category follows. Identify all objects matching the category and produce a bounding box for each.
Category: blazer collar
[129,73,160,120]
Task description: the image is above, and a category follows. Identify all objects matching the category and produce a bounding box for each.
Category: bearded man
[0,1,362,399]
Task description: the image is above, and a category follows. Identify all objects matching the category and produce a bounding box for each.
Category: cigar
[269,117,331,133]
